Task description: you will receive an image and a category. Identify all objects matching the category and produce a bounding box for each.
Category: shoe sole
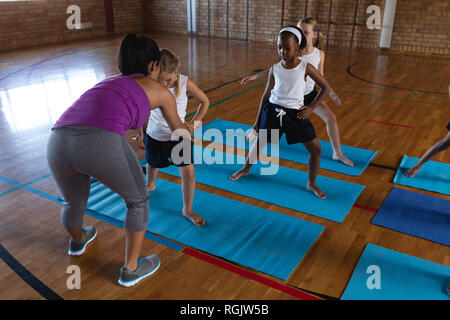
[68,229,97,256]
[117,259,161,287]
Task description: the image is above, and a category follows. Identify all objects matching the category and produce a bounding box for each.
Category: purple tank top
[53,73,150,136]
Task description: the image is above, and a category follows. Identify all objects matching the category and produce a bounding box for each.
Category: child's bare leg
[313,102,353,167]
[146,164,158,191]
[229,134,267,181]
[405,131,450,177]
[179,164,205,226]
[303,139,326,199]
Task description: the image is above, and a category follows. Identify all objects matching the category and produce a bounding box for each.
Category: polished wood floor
[0,33,449,300]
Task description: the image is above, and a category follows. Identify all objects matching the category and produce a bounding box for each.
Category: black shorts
[304,88,319,106]
[144,134,193,168]
[447,121,450,130]
[258,102,317,145]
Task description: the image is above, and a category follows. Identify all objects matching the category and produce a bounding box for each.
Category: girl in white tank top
[298,18,353,166]
[143,49,210,227]
[241,18,354,167]
[230,26,332,199]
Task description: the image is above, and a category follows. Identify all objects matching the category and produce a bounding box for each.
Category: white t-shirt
[269,60,308,109]
[300,47,321,95]
[147,74,188,141]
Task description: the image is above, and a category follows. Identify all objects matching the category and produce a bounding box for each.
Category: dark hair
[279,25,307,50]
[118,34,161,76]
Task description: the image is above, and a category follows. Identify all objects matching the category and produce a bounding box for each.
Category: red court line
[365,119,414,129]
[182,247,322,300]
[353,204,378,213]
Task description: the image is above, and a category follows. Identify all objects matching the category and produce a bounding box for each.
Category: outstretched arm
[241,68,270,85]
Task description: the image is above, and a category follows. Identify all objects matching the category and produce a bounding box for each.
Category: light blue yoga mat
[372,187,450,246]
[394,155,450,196]
[194,119,378,176]
[86,178,325,280]
[155,146,366,223]
[342,244,450,300]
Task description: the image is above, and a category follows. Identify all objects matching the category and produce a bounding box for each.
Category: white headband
[279,27,302,44]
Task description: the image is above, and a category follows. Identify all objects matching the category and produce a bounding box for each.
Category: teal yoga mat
[342,244,450,300]
[154,146,365,223]
[86,179,325,280]
[394,155,450,195]
[194,119,378,176]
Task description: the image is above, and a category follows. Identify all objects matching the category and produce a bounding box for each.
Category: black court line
[203,68,265,94]
[369,163,397,171]
[0,244,63,300]
[346,63,448,96]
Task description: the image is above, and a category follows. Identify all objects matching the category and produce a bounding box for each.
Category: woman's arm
[298,63,330,119]
[186,79,209,128]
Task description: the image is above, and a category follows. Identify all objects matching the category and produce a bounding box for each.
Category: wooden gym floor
[0,33,449,300]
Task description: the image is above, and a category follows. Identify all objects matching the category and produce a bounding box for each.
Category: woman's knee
[60,200,87,230]
[124,195,149,231]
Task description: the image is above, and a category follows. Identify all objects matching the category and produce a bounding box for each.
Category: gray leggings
[47,126,149,232]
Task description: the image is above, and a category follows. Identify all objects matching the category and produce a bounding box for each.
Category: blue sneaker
[118,255,161,287]
[68,226,97,256]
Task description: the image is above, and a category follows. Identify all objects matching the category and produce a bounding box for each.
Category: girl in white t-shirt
[143,49,209,226]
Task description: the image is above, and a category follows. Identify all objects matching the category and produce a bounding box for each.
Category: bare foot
[147,184,156,192]
[229,167,250,181]
[333,154,354,167]
[307,183,326,199]
[182,209,205,227]
[404,167,419,178]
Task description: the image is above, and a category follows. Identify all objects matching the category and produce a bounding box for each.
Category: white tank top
[301,47,321,95]
[269,60,308,109]
[147,74,188,141]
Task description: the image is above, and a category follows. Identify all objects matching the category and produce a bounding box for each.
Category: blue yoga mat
[194,119,378,176]
[86,178,325,280]
[372,187,450,246]
[342,244,450,300]
[155,146,365,223]
[394,155,450,196]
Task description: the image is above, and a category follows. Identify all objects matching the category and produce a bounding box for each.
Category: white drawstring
[275,108,286,126]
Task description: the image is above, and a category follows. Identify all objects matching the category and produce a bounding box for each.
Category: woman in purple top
[47,34,193,287]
